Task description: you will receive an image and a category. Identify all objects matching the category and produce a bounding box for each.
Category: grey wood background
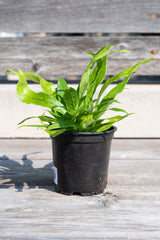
[0,0,159,81]
[0,35,159,81]
[0,0,160,32]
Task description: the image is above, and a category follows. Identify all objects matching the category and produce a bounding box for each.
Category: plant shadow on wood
[0,153,56,192]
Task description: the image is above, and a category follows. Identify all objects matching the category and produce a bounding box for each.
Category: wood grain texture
[0,139,160,239]
[0,35,158,80]
[1,139,160,161]
[0,0,160,32]
[0,188,160,240]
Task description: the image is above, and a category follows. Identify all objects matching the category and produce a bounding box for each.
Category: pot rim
[61,126,117,136]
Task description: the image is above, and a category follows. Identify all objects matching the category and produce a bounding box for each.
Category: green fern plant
[7,44,152,137]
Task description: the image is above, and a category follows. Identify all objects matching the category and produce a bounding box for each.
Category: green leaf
[57,78,68,97]
[83,51,95,57]
[18,116,41,125]
[109,107,128,114]
[18,124,48,129]
[23,72,44,83]
[85,49,129,106]
[16,71,66,111]
[107,114,129,122]
[85,56,107,105]
[7,69,55,95]
[74,113,95,131]
[44,128,66,138]
[96,113,131,132]
[24,72,55,95]
[101,74,131,104]
[77,44,125,98]
[94,56,108,87]
[89,119,105,132]
[82,118,95,129]
[64,87,79,113]
[47,119,74,131]
[39,115,57,123]
[94,46,113,60]
[97,57,153,102]
[79,114,95,130]
[79,96,87,108]
[48,110,64,119]
[94,43,110,54]
[6,68,20,77]
[93,99,120,120]
[96,122,114,132]
[85,68,99,105]
[78,59,95,97]
[40,78,55,95]
[83,43,110,57]
[18,114,57,127]
[108,49,129,55]
[80,113,93,121]
[97,99,120,109]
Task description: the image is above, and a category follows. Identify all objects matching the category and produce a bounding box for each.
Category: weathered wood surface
[0,0,160,32]
[0,36,158,80]
[1,139,160,161]
[0,139,160,239]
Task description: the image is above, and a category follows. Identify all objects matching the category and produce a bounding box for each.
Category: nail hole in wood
[151,49,158,54]
[32,63,39,72]
[152,14,157,19]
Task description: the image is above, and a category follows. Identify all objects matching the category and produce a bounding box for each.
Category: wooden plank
[0,36,158,80]
[0,84,160,138]
[0,139,160,239]
[1,158,160,188]
[0,139,160,161]
[1,159,160,188]
[0,188,160,240]
[0,0,160,32]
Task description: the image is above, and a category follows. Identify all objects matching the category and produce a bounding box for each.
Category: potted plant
[7,44,152,195]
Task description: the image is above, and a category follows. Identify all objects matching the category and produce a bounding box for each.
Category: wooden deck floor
[0,139,160,240]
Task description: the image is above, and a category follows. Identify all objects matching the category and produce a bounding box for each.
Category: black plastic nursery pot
[51,126,117,195]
